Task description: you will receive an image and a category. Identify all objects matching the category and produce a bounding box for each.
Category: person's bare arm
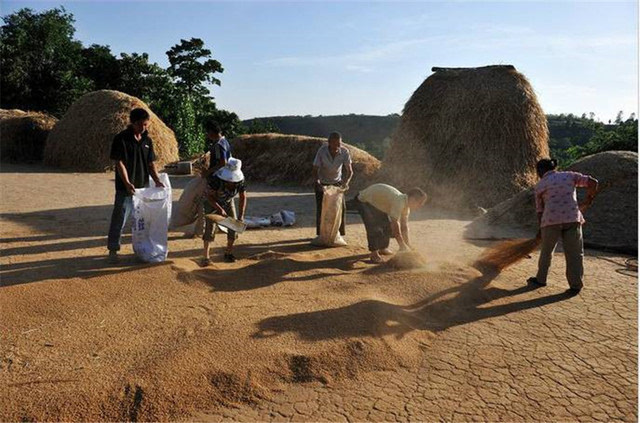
[312,165,321,188]
[536,212,543,239]
[204,189,228,217]
[400,216,411,248]
[116,161,136,195]
[341,162,353,189]
[238,191,247,221]
[579,177,599,212]
[148,161,165,187]
[391,219,409,251]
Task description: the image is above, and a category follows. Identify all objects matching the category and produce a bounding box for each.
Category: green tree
[244,119,280,134]
[166,38,223,97]
[172,98,202,157]
[163,38,229,157]
[0,7,91,115]
[567,117,638,162]
[208,109,244,139]
[80,44,119,90]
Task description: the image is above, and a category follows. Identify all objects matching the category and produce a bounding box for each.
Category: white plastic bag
[281,210,296,227]
[244,216,271,229]
[132,173,172,263]
[270,212,284,227]
[311,185,346,247]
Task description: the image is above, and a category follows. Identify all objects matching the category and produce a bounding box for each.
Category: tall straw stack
[382,65,549,209]
[44,90,179,171]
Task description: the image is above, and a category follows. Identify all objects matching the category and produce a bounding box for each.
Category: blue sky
[3,1,638,121]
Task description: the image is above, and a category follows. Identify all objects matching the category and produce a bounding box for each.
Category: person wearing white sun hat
[202,157,247,265]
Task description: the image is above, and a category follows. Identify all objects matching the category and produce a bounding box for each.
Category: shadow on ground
[253,266,578,339]
[184,249,370,292]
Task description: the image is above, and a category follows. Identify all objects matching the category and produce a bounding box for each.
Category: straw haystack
[1,109,58,162]
[195,133,380,190]
[465,151,638,253]
[382,65,549,209]
[44,90,179,171]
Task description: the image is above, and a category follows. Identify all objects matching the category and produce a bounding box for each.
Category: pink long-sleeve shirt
[535,171,590,228]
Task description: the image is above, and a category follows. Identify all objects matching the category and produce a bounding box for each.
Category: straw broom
[474,237,542,271]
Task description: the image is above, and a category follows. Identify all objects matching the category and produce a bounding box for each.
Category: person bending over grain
[351,184,427,263]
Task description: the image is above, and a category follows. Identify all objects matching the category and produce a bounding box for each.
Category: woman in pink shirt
[527,158,598,293]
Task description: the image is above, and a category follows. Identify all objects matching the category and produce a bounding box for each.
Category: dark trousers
[107,190,133,252]
[315,184,346,236]
[353,196,391,251]
[536,222,584,290]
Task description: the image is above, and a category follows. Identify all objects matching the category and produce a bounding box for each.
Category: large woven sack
[311,186,347,247]
[171,176,206,228]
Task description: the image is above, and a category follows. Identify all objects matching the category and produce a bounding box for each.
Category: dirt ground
[1,163,637,422]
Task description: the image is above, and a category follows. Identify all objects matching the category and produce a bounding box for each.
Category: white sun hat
[216,157,244,183]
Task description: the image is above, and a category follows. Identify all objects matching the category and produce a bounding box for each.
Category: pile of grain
[382,65,549,209]
[387,251,428,270]
[44,90,179,171]
[0,109,58,162]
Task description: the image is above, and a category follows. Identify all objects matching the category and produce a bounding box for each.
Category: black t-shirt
[110,127,157,192]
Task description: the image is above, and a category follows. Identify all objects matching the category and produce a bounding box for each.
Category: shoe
[527,277,547,287]
[200,257,212,267]
[333,235,347,246]
[224,253,236,263]
[380,248,394,256]
[107,251,119,264]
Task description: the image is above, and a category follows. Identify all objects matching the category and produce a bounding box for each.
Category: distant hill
[244,113,623,163]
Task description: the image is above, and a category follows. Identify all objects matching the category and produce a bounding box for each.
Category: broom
[475,183,604,272]
[474,237,542,271]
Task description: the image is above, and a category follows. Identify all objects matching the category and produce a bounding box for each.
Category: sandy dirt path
[0,163,637,422]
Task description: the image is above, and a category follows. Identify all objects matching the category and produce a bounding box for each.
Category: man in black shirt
[107,108,165,263]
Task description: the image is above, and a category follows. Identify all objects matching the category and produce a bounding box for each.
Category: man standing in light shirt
[312,132,353,242]
[352,183,428,263]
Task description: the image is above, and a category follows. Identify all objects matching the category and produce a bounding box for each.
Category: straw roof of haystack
[43,90,179,171]
[1,109,58,162]
[382,65,549,209]
[465,151,638,253]
[194,133,380,191]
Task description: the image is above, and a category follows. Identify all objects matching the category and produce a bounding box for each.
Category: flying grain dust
[387,251,428,270]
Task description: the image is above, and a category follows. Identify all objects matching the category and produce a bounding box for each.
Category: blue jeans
[107,190,133,252]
